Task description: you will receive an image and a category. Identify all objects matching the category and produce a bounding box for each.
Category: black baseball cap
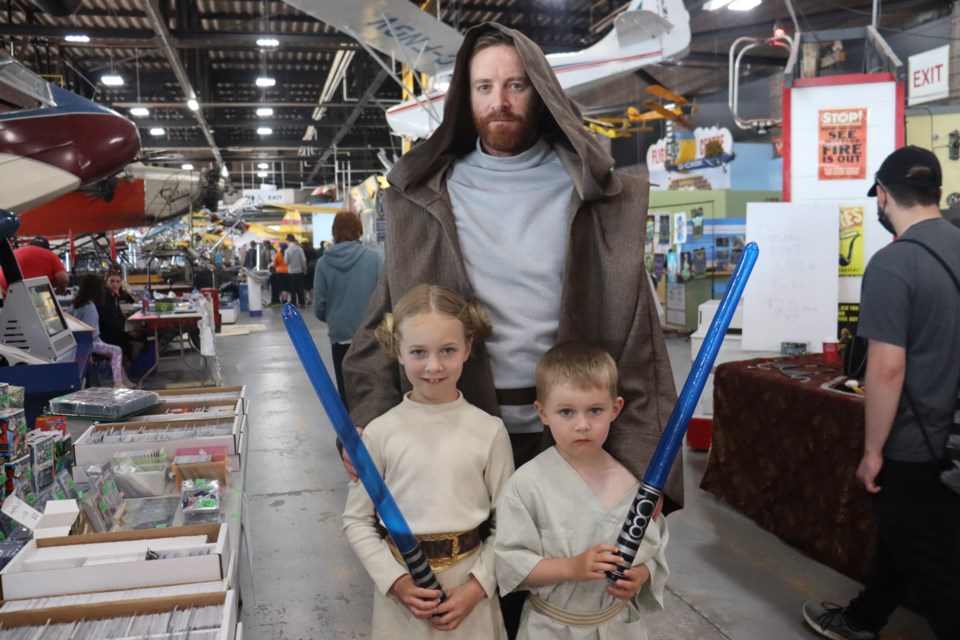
[867,145,941,196]
[30,236,50,249]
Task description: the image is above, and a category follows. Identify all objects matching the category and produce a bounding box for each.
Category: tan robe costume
[495,447,669,639]
[342,394,514,639]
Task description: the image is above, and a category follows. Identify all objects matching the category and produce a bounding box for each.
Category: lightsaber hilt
[281,303,446,599]
[607,242,759,583]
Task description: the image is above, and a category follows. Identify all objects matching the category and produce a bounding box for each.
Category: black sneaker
[802,601,878,640]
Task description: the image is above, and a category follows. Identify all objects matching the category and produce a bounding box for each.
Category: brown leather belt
[495,387,537,406]
[378,523,484,571]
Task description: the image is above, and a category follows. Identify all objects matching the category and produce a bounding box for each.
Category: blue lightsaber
[282,304,446,599]
[608,241,759,583]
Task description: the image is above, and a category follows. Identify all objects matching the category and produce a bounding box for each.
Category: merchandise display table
[127,310,206,385]
[699,354,876,580]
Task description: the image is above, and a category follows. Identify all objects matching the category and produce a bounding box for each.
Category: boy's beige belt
[527,593,628,627]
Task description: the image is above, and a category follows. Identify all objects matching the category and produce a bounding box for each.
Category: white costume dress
[495,447,669,640]
[342,393,514,639]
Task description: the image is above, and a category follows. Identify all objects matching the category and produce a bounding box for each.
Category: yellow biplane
[585,85,696,139]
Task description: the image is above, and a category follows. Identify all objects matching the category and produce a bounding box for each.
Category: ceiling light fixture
[728,0,762,10]
[704,0,733,9]
[187,98,200,111]
[101,74,124,86]
[182,163,194,171]
[257,162,269,169]
[64,34,90,43]
[129,107,149,117]
[257,38,279,48]
[257,127,273,135]
[257,171,268,178]
[149,127,165,136]
[256,107,274,117]
[256,76,276,88]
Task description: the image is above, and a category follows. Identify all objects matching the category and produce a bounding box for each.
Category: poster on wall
[673,212,687,245]
[691,207,704,240]
[645,215,654,254]
[838,205,865,277]
[818,108,867,180]
[666,251,679,283]
[655,214,671,254]
[838,303,860,343]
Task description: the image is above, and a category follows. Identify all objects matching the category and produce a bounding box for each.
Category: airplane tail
[591,0,691,58]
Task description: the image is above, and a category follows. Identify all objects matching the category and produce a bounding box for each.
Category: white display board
[743,203,839,352]
[787,78,899,304]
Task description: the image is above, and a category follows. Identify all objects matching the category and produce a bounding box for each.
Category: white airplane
[283,0,691,140]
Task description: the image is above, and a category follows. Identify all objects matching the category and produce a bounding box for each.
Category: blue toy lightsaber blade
[282,303,446,600]
[608,241,759,583]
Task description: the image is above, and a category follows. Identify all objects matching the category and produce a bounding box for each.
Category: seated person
[68,274,135,389]
[97,271,145,362]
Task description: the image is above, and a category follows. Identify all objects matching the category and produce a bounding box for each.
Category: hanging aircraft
[17,164,217,236]
[584,84,697,138]
[0,54,140,213]
[283,0,691,140]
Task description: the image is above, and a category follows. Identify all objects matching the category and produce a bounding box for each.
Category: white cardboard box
[155,386,247,415]
[0,523,230,600]
[73,414,244,474]
[130,398,244,423]
[0,588,237,640]
[220,304,239,324]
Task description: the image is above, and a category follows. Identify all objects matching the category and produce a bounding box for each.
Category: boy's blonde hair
[375,284,493,355]
[536,342,618,402]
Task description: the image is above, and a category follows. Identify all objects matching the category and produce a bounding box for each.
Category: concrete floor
[181,309,935,640]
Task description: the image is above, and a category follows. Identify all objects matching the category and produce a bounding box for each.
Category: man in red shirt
[0,236,69,293]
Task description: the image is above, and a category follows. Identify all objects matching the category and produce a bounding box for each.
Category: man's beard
[473,110,540,156]
[877,204,895,235]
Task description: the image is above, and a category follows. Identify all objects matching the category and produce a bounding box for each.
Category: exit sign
[908,45,949,106]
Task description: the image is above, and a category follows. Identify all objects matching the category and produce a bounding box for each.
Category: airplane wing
[282,0,463,76]
[263,203,343,214]
[614,8,673,47]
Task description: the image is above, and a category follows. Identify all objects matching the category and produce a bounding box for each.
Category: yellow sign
[838,205,864,276]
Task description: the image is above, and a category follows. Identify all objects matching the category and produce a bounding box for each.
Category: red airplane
[0,53,140,214]
[17,164,214,236]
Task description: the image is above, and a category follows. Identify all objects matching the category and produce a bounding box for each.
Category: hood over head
[322,241,366,272]
[387,22,620,202]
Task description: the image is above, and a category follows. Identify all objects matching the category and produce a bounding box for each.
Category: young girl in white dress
[494,343,669,639]
[342,284,513,639]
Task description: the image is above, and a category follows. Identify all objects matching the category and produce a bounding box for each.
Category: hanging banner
[818,108,867,180]
[838,205,865,277]
[673,212,688,245]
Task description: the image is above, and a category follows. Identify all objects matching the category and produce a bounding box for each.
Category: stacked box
[52,433,73,474]
[26,432,54,468]
[0,409,28,460]
[7,386,23,409]
[0,382,9,409]
[26,432,55,493]
[4,455,32,498]
[35,415,67,437]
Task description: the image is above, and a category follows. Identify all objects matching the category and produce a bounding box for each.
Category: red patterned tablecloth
[699,354,876,581]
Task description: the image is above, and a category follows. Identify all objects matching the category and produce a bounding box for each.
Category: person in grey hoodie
[284,233,308,308]
[314,211,383,408]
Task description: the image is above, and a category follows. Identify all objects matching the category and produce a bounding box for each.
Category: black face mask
[877,203,896,235]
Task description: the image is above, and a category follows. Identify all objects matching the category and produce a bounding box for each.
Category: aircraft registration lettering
[365,17,457,67]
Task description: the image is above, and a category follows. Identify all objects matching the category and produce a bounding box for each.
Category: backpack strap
[894,237,960,462]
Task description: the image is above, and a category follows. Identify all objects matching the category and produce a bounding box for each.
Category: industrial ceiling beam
[113,100,393,109]
[142,0,223,172]
[308,68,390,183]
[0,26,356,50]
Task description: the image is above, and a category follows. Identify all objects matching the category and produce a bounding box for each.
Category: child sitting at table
[68,274,135,389]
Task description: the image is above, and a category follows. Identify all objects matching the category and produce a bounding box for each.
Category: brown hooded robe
[344,22,683,508]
